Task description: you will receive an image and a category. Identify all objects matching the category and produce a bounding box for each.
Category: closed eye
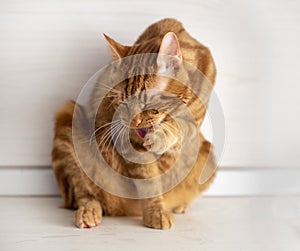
[151,109,159,114]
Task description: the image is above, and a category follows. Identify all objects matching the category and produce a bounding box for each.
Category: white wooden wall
[0,0,299,195]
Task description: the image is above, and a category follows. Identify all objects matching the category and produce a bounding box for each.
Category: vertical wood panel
[0,0,299,167]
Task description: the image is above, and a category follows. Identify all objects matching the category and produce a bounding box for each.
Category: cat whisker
[93,125,120,161]
[111,124,127,160]
[89,126,109,146]
[98,122,122,150]
[103,123,125,158]
[114,125,126,153]
[101,124,121,151]
[90,120,121,145]
[119,126,130,155]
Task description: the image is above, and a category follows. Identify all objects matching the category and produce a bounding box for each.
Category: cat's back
[135,18,184,43]
[135,18,216,84]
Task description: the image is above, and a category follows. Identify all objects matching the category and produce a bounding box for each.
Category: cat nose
[131,117,142,127]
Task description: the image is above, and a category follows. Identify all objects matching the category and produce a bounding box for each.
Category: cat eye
[151,109,159,114]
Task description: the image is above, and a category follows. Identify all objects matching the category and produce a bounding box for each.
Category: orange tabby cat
[52,18,217,229]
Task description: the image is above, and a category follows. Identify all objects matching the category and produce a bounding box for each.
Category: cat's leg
[53,147,103,228]
[129,163,174,229]
[141,196,174,229]
[52,100,103,229]
[73,196,102,228]
[141,124,182,222]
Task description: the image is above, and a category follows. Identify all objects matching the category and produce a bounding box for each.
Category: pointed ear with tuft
[103,34,130,61]
[157,32,183,74]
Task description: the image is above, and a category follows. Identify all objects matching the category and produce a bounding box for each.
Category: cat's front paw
[74,206,102,229]
[143,209,174,229]
[143,130,167,155]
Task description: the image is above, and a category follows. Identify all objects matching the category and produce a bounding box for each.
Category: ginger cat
[52,18,217,229]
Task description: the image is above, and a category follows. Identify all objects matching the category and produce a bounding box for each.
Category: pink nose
[131,117,142,127]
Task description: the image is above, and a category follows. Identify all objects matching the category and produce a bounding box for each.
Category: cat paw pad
[74,206,102,229]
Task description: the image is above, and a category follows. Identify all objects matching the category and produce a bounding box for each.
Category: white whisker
[89,120,121,145]
[97,122,121,149]
[112,124,125,152]
[101,123,123,160]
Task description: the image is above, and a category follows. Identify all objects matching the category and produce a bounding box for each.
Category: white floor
[0,196,299,251]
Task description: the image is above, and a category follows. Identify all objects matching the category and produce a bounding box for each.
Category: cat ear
[103,34,129,60]
[157,32,182,73]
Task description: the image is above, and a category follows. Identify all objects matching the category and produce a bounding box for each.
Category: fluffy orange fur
[52,18,217,229]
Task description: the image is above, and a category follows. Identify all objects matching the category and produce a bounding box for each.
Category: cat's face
[115,78,174,138]
[102,32,188,150]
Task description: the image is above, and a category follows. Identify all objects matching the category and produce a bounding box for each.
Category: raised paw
[74,206,102,229]
[143,130,167,155]
[143,209,174,229]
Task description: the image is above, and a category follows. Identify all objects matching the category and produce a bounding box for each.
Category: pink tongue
[136,128,148,139]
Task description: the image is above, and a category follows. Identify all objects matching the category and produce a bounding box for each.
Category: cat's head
[101,32,193,149]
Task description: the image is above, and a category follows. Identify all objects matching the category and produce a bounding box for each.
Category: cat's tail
[135,18,184,43]
[198,140,218,193]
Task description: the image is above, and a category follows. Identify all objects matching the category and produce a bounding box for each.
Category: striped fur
[52,18,217,229]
